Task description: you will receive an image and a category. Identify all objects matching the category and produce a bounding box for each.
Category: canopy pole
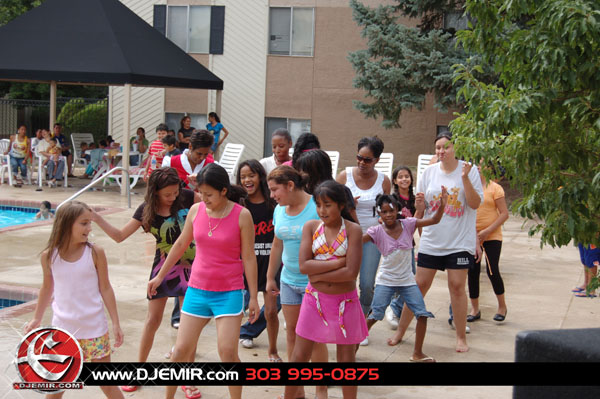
[121,84,131,196]
[215,90,222,116]
[49,81,57,129]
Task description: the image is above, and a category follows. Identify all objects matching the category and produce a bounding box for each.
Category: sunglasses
[356,155,375,164]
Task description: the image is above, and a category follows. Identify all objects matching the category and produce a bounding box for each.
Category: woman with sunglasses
[336,136,391,346]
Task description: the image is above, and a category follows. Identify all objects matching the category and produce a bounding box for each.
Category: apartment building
[109,0,455,168]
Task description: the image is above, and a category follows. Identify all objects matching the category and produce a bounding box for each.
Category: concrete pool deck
[0,180,598,398]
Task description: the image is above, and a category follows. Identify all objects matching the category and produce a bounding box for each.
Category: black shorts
[61,150,71,157]
[417,251,474,271]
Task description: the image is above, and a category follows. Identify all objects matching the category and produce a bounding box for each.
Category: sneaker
[239,338,254,349]
[359,337,369,346]
[448,318,470,334]
[385,307,399,330]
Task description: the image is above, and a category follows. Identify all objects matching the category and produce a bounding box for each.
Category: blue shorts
[181,287,244,318]
[280,280,306,305]
[578,244,600,268]
[367,284,434,321]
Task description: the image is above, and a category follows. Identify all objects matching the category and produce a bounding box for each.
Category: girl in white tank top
[24,201,125,399]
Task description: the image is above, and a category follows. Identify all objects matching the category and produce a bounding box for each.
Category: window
[269,7,314,56]
[264,118,311,156]
[166,113,208,134]
[154,5,225,55]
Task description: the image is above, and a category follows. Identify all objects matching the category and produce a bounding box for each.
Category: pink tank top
[189,202,244,291]
[51,245,108,339]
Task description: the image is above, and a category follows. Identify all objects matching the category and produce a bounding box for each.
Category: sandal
[574,292,597,298]
[181,386,202,399]
[268,355,283,363]
[165,345,174,359]
[572,286,585,293]
[120,385,138,392]
[409,356,436,363]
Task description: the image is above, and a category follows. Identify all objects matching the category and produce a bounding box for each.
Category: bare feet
[387,330,404,346]
[456,338,469,353]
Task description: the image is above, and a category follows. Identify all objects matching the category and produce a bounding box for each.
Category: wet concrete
[1,180,597,398]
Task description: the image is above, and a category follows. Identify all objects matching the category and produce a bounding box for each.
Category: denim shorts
[280,280,306,305]
[367,284,434,321]
[181,286,244,318]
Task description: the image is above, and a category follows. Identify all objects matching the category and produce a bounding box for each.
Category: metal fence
[0,97,108,143]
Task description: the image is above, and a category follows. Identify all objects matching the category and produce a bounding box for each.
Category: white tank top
[345,167,384,233]
[51,245,108,339]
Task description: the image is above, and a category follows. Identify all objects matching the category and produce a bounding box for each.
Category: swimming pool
[0,206,51,229]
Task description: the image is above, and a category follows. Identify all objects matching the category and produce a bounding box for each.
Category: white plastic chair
[0,139,12,185]
[0,138,32,185]
[417,154,435,189]
[374,152,394,179]
[33,145,68,188]
[325,150,340,179]
[70,133,94,168]
[218,143,245,183]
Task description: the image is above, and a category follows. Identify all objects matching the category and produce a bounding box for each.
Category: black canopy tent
[0,0,224,193]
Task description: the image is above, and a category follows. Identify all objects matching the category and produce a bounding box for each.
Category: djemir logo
[14,327,84,393]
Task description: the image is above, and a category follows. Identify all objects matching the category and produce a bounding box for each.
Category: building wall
[265,3,456,169]
[112,0,456,167]
[109,0,165,143]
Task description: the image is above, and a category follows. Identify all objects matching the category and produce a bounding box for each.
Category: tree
[348,0,492,128]
[450,0,600,255]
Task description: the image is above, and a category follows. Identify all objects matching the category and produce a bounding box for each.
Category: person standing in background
[206,112,229,159]
[178,116,195,152]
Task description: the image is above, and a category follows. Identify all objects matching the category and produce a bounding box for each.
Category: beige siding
[109,0,165,143]
[208,0,268,161]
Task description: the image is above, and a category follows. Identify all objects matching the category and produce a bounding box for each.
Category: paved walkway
[0,182,597,398]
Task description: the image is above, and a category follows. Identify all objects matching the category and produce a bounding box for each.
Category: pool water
[0,298,25,309]
[0,206,48,229]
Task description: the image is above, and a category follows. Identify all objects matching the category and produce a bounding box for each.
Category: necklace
[207,202,230,237]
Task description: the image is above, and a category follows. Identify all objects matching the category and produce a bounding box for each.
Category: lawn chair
[218,143,245,183]
[0,138,33,185]
[375,152,394,179]
[71,133,94,169]
[0,139,12,185]
[417,154,435,189]
[33,145,68,188]
[325,150,340,179]
[103,155,146,190]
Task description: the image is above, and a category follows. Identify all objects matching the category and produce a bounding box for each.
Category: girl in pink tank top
[148,163,260,399]
[24,201,125,399]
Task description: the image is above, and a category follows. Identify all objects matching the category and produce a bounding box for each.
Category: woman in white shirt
[336,136,391,346]
[396,132,483,353]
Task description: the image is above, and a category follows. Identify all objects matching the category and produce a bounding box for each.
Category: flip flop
[409,356,436,363]
[572,287,585,293]
[268,355,283,363]
[574,292,597,298]
[181,386,202,399]
[120,385,138,392]
[164,345,174,359]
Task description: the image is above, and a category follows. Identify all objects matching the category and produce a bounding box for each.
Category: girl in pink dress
[285,180,366,399]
